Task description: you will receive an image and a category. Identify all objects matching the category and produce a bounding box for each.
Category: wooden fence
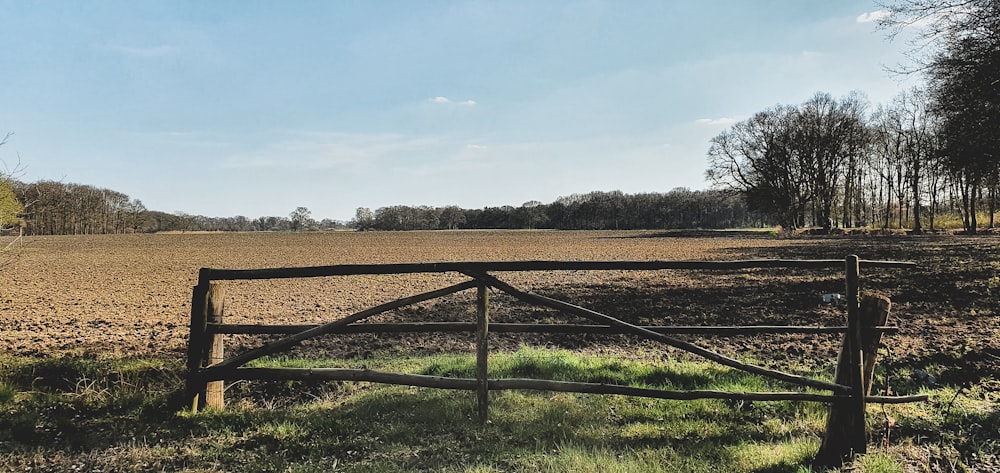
[186,255,926,465]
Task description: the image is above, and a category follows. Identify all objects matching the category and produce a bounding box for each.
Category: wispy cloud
[100,44,180,57]
[856,10,891,23]
[694,117,738,126]
[431,96,477,106]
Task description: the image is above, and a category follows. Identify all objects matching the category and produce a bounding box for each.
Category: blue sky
[1,1,917,221]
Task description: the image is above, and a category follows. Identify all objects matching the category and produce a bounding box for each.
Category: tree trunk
[989,184,996,228]
[911,158,922,234]
[971,182,978,235]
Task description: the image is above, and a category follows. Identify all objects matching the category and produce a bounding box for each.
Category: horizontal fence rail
[210,367,928,405]
[209,322,900,336]
[198,259,916,281]
[186,256,923,466]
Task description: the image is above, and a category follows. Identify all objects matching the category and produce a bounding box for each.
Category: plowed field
[2,231,998,386]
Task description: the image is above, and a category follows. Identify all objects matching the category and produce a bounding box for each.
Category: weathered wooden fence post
[816,255,893,465]
[845,254,867,452]
[860,294,892,394]
[186,269,211,412]
[476,280,490,425]
[204,282,226,411]
[185,269,226,412]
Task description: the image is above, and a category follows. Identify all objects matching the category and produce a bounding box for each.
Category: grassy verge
[0,348,994,472]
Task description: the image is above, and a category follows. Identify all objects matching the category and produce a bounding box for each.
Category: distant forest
[352,189,759,232]
[8,182,762,235]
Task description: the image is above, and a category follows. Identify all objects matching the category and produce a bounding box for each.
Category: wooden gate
[186,255,925,465]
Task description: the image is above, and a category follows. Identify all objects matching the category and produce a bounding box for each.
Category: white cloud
[100,44,179,57]
[856,10,890,24]
[430,96,477,106]
[694,117,738,126]
[465,144,487,150]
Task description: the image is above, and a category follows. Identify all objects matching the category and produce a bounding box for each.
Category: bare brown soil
[2,230,998,387]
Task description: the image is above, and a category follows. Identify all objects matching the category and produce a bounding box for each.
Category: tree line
[143,206,346,233]
[9,182,352,235]
[352,189,761,231]
[14,181,147,235]
[4,180,762,235]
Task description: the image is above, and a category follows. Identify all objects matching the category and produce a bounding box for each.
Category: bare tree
[707,104,808,229]
[289,206,315,232]
[1,133,26,256]
[352,207,375,231]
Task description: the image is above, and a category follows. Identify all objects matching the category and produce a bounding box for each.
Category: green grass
[0,348,993,472]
